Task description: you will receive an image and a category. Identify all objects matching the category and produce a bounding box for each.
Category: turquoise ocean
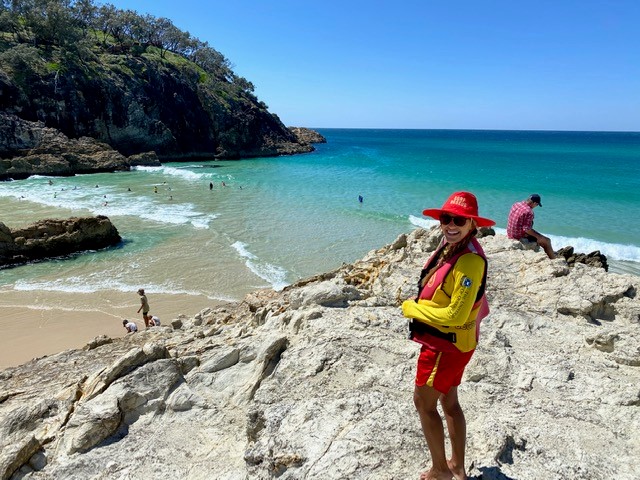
[1,129,639,304]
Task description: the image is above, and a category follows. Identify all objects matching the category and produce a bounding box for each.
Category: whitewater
[1,128,639,301]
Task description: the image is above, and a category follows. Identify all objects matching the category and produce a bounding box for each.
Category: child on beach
[122,319,138,333]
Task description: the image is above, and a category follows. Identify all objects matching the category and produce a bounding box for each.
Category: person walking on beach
[136,288,150,328]
[507,194,556,259]
[402,191,494,480]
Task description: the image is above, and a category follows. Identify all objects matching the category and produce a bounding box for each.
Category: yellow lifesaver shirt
[402,252,486,352]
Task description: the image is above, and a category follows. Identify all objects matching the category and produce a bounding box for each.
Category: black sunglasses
[439,214,469,227]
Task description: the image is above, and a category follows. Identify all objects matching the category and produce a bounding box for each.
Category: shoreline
[0,290,222,369]
[2,255,639,370]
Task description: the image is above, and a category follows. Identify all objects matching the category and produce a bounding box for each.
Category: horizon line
[293,126,640,134]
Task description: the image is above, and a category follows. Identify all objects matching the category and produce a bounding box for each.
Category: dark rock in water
[0,216,121,268]
[289,127,327,144]
[127,151,162,167]
[556,246,608,271]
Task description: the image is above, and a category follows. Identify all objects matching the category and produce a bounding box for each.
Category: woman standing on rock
[402,191,494,480]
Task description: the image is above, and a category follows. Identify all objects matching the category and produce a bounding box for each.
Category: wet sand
[0,290,223,369]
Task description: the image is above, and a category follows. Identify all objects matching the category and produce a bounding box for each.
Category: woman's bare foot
[419,467,454,480]
[447,459,467,480]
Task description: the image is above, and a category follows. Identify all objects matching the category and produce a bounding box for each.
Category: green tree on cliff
[0,0,234,80]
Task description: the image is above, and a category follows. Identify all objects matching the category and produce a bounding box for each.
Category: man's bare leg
[414,384,454,480]
[531,230,556,259]
[441,386,468,480]
[538,235,556,259]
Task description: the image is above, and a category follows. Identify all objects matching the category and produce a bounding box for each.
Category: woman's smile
[440,219,474,244]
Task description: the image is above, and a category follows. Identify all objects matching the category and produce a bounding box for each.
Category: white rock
[1,230,638,480]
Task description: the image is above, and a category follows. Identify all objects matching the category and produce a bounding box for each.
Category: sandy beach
[0,290,221,369]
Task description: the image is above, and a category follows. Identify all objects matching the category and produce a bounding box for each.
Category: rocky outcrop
[556,245,609,271]
[0,113,130,180]
[0,113,164,178]
[289,127,327,145]
[0,216,121,267]
[0,113,318,179]
[0,230,638,479]
[126,151,162,167]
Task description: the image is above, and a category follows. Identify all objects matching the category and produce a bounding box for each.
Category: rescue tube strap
[409,319,457,343]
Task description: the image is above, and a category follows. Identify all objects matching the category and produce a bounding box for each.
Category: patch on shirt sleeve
[462,277,473,288]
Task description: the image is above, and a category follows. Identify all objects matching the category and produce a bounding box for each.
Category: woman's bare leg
[414,384,454,480]
[440,386,467,480]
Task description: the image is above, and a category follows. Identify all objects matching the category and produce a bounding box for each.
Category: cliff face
[1,229,638,480]
[0,49,312,161]
[0,113,136,180]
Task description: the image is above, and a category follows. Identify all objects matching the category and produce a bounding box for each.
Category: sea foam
[12,277,234,302]
[133,165,211,181]
[493,228,640,263]
[232,241,289,291]
[0,178,218,229]
[408,215,438,230]
[408,216,640,263]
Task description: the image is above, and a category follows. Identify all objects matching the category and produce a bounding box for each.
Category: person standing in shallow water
[402,191,494,480]
[136,288,150,328]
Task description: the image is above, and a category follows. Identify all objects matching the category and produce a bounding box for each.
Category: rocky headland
[0,216,121,268]
[289,127,328,145]
[0,114,325,180]
[1,228,638,480]
[0,3,324,180]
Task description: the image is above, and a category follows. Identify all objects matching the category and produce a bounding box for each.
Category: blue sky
[106,1,639,131]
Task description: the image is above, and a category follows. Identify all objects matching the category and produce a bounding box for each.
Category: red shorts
[415,346,474,394]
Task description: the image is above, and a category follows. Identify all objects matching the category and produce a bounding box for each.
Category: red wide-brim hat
[422,191,496,227]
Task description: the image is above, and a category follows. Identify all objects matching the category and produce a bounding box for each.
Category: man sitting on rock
[507,194,556,259]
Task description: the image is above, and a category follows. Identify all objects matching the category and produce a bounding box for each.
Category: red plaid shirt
[507,201,534,239]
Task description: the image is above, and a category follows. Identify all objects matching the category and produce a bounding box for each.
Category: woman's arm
[402,253,485,327]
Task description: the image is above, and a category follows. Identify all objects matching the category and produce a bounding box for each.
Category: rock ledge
[0,216,121,268]
[0,229,638,480]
